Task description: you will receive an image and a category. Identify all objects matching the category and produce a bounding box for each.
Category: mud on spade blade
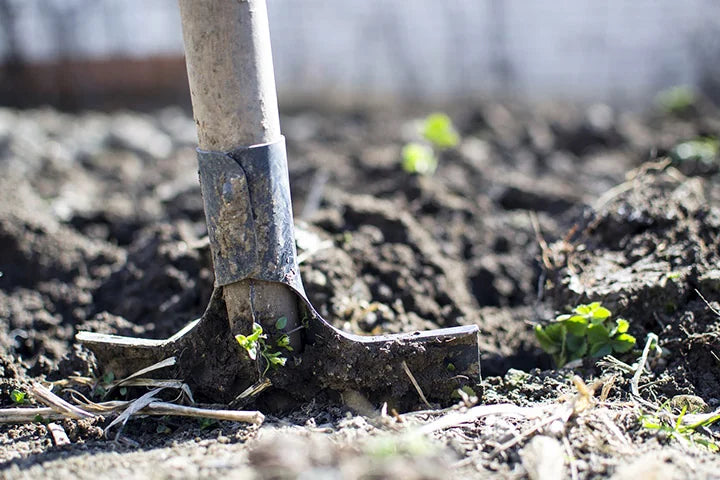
[77,139,481,409]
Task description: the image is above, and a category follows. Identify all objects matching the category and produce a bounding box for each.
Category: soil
[1,99,720,479]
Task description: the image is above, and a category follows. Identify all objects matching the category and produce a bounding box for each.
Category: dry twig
[417,403,547,435]
[696,289,720,317]
[0,401,264,426]
[401,361,432,409]
[0,407,66,423]
[562,435,578,480]
[105,388,165,438]
[529,211,553,270]
[631,334,659,409]
[31,383,93,419]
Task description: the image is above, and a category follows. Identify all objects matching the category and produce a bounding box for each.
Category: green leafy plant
[451,385,477,400]
[402,143,437,176]
[275,316,288,330]
[235,323,265,361]
[535,302,636,367]
[235,321,289,377]
[199,417,217,430]
[276,334,293,351]
[641,405,720,452]
[92,371,117,398]
[421,113,459,149]
[10,389,26,405]
[33,414,49,425]
[401,113,460,175]
[671,137,719,165]
[656,85,696,114]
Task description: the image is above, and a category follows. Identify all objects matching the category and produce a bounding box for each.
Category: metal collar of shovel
[76,0,480,410]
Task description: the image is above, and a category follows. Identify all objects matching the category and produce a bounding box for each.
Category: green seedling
[276,334,293,351]
[10,389,26,405]
[92,371,117,398]
[262,350,287,374]
[671,137,719,165]
[535,302,636,367]
[656,85,696,114]
[421,112,460,149]
[402,143,437,176]
[33,414,49,425]
[275,316,288,330]
[235,322,287,377]
[451,385,477,400]
[401,113,460,176]
[641,405,720,452]
[235,323,265,361]
[199,417,217,430]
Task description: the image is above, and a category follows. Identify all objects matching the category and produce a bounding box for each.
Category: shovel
[77,0,480,409]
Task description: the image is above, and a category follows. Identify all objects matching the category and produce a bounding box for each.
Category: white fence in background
[1,0,719,106]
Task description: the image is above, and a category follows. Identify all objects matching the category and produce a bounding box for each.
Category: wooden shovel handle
[178,0,281,150]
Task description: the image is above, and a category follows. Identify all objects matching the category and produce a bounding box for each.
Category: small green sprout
[276,334,293,352]
[671,137,719,165]
[199,417,216,430]
[235,322,288,377]
[459,385,476,397]
[535,302,636,367]
[235,323,265,361]
[421,113,459,149]
[656,86,696,114]
[275,316,288,330]
[641,405,720,452]
[401,113,460,176]
[451,385,477,400]
[301,312,310,329]
[262,351,287,371]
[402,143,437,175]
[10,389,26,405]
[33,414,49,425]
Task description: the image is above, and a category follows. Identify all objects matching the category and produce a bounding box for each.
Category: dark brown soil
[1,100,720,478]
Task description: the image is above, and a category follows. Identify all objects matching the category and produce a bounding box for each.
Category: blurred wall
[1,0,719,108]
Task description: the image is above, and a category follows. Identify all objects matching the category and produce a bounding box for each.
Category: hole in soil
[470,269,501,307]
[680,342,720,400]
[482,350,552,377]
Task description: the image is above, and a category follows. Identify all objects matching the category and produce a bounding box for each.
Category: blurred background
[1,0,720,110]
